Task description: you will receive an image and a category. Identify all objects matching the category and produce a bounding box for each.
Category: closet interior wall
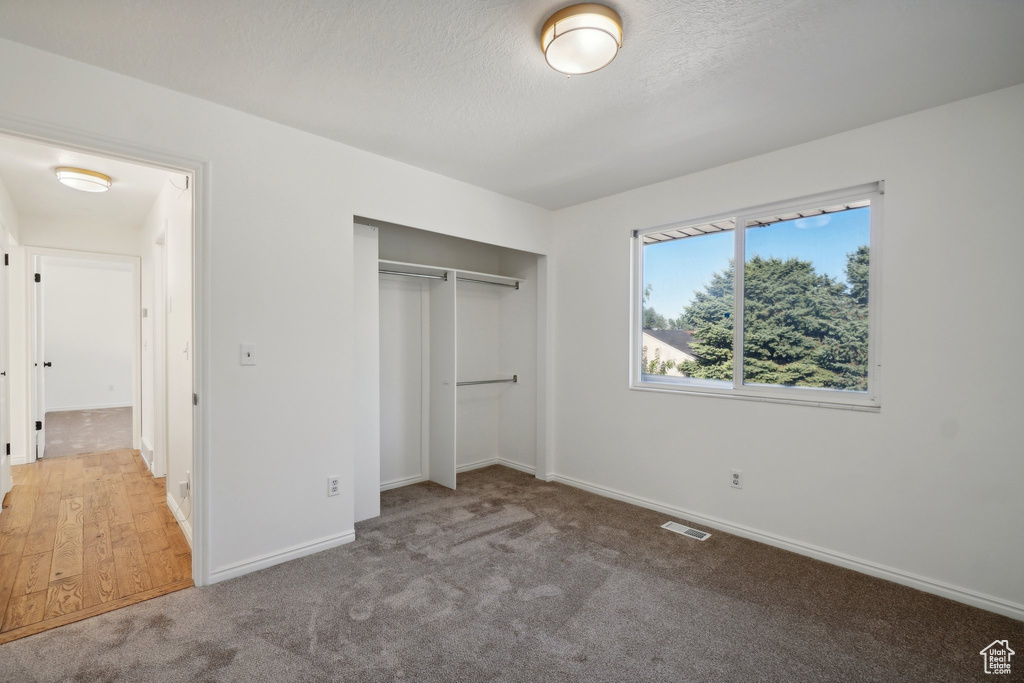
[362,220,541,520]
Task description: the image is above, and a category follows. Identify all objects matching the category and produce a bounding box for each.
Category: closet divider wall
[428,267,457,489]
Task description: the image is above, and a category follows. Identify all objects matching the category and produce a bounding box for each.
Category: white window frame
[630,182,883,411]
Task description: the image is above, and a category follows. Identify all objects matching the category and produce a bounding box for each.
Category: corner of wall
[167,490,193,549]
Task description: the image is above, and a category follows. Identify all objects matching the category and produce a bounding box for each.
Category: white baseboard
[382,459,539,491]
[141,439,154,470]
[497,458,536,475]
[380,473,427,491]
[549,472,1024,622]
[457,458,498,473]
[0,465,11,502]
[11,454,29,466]
[209,529,356,584]
[456,458,537,475]
[46,402,132,413]
[166,491,193,549]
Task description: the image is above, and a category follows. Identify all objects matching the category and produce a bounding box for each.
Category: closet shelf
[378,259,448,279]
[378,259,522,289]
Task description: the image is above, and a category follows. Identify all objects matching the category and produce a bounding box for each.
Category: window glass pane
[641,226,734,385]
[742,204,870,391]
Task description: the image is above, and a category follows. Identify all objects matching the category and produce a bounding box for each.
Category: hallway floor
[0,450,192,644]
[43,408,133,459]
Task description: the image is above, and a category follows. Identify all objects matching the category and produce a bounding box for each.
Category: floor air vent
[661,521,711,541]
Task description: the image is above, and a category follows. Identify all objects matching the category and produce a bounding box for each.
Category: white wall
[378,276,427,488]
[0,172,19,245]
[0,178,14,501]
[164,178,193,544]
[42,260,133,411]
[352,224,379,522]
[456,281,502,468]
[376,221,504,274]
[138,179,192,538]
[497,250,538,472]
[20,216,142,256]
[139,182,177,477]
[139,227,161,471]
[549,84,1024,618]
[0,38,550,581]
[6,236,28,465]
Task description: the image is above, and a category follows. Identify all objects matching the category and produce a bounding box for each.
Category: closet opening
[352,218,548,522]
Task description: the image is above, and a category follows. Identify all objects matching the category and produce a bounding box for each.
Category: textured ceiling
[0,133,176,238]
[1,1,1023,209]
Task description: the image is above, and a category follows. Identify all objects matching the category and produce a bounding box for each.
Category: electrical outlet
[731,469,743,489]
[327,476,340,497]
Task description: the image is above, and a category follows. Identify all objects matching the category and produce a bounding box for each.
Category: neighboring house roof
[644,329,699,357]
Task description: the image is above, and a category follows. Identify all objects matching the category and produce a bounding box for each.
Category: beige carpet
[43,407,132,459]
[0,465,1020,681]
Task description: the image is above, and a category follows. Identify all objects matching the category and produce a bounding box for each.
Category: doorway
[28,251,140,462]
[0,131,200,642]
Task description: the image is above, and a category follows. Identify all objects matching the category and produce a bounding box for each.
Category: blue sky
[643,207,870,320]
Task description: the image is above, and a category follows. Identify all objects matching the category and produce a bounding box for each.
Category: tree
[677,249,869,390]
[642,284,670,330]
[846,245,870,306]
[641,346,675,375]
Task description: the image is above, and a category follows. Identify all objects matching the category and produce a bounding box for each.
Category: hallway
[44,408,133,459]
[0,449,192,643]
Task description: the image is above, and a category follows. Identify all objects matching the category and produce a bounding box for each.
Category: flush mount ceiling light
[541,3,623,75]
[55,167,112,193]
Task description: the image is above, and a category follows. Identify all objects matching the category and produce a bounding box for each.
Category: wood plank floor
[0,450,192,644]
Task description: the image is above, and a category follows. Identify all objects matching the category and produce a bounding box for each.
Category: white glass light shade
[542,4,623,75]
[55,167,112,192]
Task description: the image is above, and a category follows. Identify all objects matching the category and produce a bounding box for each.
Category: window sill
[629,382,881,412]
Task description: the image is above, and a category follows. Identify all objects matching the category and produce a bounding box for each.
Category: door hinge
[193,393,198,406]
[3,253,7,266]
[5,443,10,456]
[34,273,41,283]
[35,421,42,431]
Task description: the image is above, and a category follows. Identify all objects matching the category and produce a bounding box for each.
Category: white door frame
[154,234,168,479]
[0,115,210,586]
[0,215,10,503]
[25,248,142,459]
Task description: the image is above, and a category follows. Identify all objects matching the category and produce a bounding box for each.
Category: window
[633,184,880,409]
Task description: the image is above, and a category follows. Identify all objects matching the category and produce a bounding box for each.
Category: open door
[31,254,46,459]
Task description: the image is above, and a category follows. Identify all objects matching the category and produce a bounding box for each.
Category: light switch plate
[240,343,256,366]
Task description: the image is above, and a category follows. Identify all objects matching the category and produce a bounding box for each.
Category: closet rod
[457,375,518,386]
[379,269,448,281]
[456,275,519,290]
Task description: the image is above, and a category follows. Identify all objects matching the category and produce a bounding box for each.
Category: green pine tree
[677,249,869,390]
[642,284,670,330]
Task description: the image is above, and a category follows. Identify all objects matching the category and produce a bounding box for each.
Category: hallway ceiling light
[55,167,112,192]
[541,3,623,75]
